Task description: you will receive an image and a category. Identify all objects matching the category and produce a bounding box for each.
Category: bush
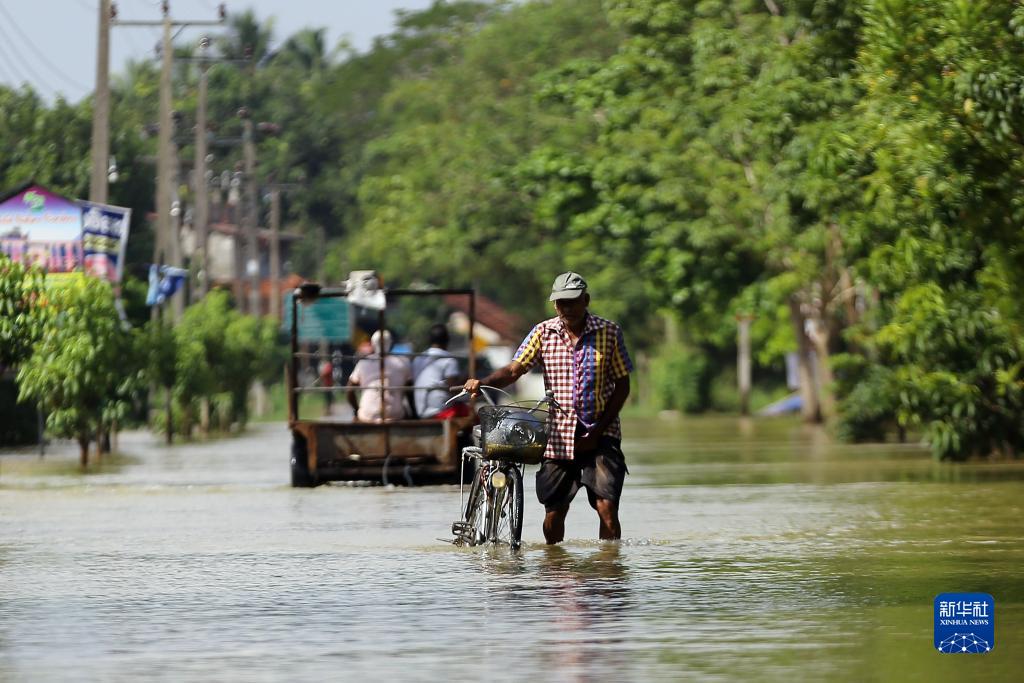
[709,367,739,412]
[650,345,711,413]
[838,284,1024,459]
[833,353,900,442]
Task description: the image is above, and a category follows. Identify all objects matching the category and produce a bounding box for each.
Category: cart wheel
[290,435,316,488]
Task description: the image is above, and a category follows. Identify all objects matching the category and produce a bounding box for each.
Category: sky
[0,0,438,102]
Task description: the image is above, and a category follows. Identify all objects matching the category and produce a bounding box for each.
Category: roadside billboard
[80,200,131,283]
[0,184,132,284]
[0,184,82,272]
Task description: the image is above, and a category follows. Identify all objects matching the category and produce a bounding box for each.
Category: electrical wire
[0,24,60,97]
[0,4,90,96]
[0,48,18,86]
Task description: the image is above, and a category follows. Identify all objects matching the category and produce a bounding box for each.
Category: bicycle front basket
[478,404,550,464]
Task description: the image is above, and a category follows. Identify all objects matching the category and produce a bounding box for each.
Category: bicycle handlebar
[444,384,512,408]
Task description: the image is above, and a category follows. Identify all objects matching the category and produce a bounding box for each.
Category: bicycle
[448,387,559,550]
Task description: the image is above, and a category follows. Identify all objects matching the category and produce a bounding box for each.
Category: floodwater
[1,416,1022,681]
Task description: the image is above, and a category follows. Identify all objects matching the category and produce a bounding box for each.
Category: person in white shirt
[412,324,463,419]
[347,329,412,422]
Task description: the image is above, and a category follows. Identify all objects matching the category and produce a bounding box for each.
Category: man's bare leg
[543,505,570,544]
[595,498,621,540]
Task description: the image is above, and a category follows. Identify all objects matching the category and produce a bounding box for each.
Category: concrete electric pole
[112,2,224,318]
[264,180,301,322]
[89,0,112,204]
[193,37,212,301]
[240,109,260,316]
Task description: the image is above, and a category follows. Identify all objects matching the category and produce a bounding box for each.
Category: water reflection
[529,544,630,682]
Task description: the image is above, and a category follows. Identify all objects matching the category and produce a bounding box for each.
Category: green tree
[0,254,49,368]
[338,0,618,322]
[830,0,1024,456]
[17,277,143,466]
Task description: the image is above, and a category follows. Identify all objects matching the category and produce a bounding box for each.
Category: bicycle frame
[454,447,524,547]
[449,388,560,548]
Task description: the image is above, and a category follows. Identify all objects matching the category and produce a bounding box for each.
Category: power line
[0,3,90,94]
[0,46,18,86]
[0,22,61,97]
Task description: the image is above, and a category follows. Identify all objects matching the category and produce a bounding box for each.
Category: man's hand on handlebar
[462,378,482,397]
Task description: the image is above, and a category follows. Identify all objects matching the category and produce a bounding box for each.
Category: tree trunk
[78,435,90,468]
[737,315,753,416]
[200,397,210,437]
[806,317,836,421]
[97,428,110,462]
[165,387,173,445]
[789,297,821,423]
[180,401,192,440]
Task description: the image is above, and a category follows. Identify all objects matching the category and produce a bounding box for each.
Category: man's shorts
[535,436,628,511]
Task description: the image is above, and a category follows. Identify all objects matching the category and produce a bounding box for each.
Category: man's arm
[596,375,630,433]
[462,360,527,396]
[578,375,630,450]
[347,378,360,415]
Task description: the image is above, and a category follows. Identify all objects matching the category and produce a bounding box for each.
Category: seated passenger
[347,330,412,422]
[412,324,466,419]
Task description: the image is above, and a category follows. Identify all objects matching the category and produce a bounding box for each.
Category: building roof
[0,181,77,205]
[444,292,526,345]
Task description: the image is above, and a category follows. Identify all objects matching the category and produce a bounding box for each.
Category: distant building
[177,209,305,320]
[444,292,529,386]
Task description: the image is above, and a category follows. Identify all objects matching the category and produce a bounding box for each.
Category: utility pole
[269,186,281,321]
[89,0,112,203]
[193,37,212,301]
[113,2,224,318]
[264,180,301,322]
[176,42,248,304]
[240,109,260,315]
[169,114,185,321]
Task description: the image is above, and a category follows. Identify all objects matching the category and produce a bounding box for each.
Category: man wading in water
[463,272,633,544]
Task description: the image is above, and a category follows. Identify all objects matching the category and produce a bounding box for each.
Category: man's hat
[549,271,588,301]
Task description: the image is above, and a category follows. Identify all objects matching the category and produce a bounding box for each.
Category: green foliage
[0,254,49,368]
[338,0,619,322]
[159,290,285,430]
[871,284,1023,459]
[3,0,1024,460]
[833,352,901,443]
[650,345,710,414]
[0,88,92,197]
[16,277,144,449]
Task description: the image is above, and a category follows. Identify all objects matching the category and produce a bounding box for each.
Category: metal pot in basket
[478,405,550,464]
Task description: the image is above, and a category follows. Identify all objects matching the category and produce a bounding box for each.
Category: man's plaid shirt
[513,312,633,460]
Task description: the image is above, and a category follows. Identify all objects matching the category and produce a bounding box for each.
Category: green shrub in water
[651,346,710,413]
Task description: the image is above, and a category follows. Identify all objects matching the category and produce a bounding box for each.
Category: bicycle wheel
[462,464,487,546]
[489,466,524,549]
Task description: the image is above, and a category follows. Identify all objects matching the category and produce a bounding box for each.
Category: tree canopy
[2,0,1023,458]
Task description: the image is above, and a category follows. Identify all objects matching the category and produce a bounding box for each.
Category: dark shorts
[536,436,628,511]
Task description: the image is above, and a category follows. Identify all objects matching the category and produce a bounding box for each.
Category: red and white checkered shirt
[513,312,632,460]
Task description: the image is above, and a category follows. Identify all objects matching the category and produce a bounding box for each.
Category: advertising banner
[79,200,131,283]
[0,185,82,272]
